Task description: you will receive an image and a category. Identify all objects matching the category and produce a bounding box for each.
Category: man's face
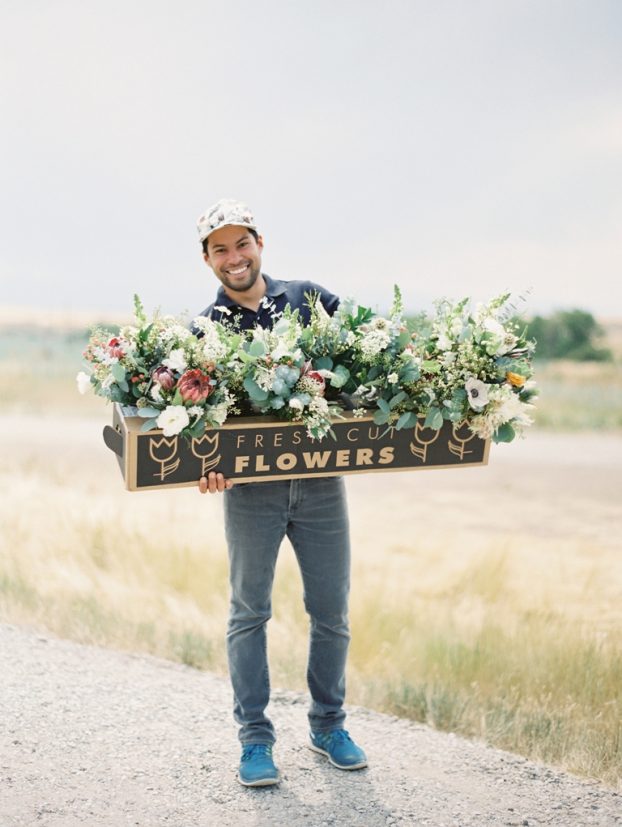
[203,225,263,294]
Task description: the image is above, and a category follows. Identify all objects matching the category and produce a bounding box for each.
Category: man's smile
[226,264,250,276]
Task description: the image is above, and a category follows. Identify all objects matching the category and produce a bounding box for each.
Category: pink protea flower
[152,365,176,391]
[305,370,325,392]
[177,369,213,403]
[107,337,125,359]
[302,361,325,394]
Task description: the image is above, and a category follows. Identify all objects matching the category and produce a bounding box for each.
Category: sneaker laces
[323,729,352,745]
[241,743,272,762]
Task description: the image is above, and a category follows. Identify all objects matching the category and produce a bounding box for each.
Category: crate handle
[102,425,123,457]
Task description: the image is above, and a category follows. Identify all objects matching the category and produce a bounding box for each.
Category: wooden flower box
[103,403,490,491]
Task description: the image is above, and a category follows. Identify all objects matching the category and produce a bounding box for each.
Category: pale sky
[1,0,621,319]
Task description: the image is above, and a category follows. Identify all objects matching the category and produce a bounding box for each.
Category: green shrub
[527,310,612,361]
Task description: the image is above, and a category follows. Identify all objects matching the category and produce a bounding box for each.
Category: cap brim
[199,220,258,243]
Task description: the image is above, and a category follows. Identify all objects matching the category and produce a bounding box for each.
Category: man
[196,199,367,787]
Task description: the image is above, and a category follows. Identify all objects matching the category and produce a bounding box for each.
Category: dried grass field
[0,316,621,787]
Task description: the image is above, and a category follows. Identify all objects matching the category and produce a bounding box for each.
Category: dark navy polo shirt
[194,274,340,332]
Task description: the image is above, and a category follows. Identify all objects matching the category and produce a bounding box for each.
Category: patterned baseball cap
[197,199,257,243]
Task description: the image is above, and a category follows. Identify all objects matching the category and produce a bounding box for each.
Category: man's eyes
[213,240,249,254]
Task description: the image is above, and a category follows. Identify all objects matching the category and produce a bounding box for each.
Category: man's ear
[256,234,264,252]
[203,251,212,268]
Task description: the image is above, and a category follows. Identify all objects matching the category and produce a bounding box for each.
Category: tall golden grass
[0,319,620,787]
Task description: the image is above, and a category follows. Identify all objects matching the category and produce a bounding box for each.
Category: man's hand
[198,471,233,494]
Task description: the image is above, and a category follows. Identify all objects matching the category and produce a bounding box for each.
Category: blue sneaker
[309,729,368,770]
[238,743,280,787]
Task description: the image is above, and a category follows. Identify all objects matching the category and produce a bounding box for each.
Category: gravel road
[1,624,619,827]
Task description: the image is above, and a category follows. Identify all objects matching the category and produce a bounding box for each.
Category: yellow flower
[506,371,526,387]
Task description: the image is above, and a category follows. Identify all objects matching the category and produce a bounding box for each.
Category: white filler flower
[76,371,91,394]
[156,405,190,436]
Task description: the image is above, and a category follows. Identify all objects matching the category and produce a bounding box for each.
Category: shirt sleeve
[318,285,340,316]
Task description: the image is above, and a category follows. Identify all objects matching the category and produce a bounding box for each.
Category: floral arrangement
[77,296,242,438]
[78,289,537,443]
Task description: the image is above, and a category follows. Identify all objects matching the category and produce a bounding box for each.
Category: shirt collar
[214,273,286,308]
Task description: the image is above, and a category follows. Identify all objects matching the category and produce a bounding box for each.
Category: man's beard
[221,264,261,293]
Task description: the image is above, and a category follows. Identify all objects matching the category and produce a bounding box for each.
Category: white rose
[156,405,190,436]
[76,371,91,394]
[163,348,187,373]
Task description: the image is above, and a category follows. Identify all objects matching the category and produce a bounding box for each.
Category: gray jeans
[223,477,351,745]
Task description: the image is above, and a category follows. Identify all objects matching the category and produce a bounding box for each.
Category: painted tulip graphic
[148,436,180,481]
[191,432,221,476]
[409,421,441,463]
[448,420,476,461]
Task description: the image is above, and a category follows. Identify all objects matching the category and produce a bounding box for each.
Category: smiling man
[195,199,367,787]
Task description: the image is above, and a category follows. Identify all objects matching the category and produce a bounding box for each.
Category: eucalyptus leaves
[78,289,537,443]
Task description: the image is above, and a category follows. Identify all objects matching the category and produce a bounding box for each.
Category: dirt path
[1,623,619,827]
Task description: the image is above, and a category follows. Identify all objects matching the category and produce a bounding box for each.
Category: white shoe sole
[308,743,368,770]
[238,773,280,787]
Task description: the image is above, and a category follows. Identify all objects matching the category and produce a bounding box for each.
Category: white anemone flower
[465,377,490,411]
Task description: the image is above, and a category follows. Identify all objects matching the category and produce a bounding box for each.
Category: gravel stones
[0,624,619,827]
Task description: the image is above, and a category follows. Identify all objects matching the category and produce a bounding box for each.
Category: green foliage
[526,310,612,362]
[243,376,268,402]
[329,364,350,388]
[493,422,515,443]
[424,406,443,430]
